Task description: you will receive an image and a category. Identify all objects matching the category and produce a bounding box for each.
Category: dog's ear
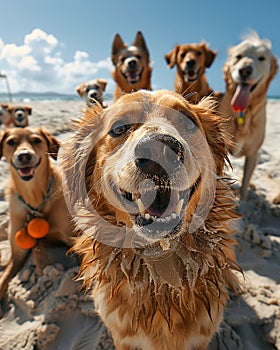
[0,130,8,160]
[268,55,279,85]
[164,46,179,69]
[112,34,126,65]
[202,42,217,68]
[7,106,14,113]
[39,129,60,160]
[76,82,86,97]
[97,79,107,91]
[1,103,9,109]
[26,106,32,115]
[133,31,149,55]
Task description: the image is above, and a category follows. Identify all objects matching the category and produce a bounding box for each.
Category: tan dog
[165,42,216,103]
[60,90,241,350]
[219,31,278,200]
[0,128,74,307]
[0,105,32,128]
[111,31,152,100]
[76,78,107,107]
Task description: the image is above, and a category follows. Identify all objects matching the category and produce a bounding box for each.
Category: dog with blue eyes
[61,90,241,350]
[76,78,107,108]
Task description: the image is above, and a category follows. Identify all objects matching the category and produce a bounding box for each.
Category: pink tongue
[231,84,251,112]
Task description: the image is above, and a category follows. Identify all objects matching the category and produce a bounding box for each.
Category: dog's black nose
[89,92,98,99]
[239,65,253,79]
[186,59,196,69]
[17,151,32,163]
[135,134,184,176]
[128,59,137,69]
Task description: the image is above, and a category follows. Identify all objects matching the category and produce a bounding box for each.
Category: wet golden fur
[165,42,216,103]
[61,90,241,350]
[0,128,74,305]
[219,31,278,199]
[111,31,152,101]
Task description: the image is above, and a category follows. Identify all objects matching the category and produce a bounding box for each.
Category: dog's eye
[236,54,242,61]
[109,123,131,137]
[180,52,186,59]
[31,137,42,144]
[258,56,266,61]
[6,138,17,146]
[196,51,202,56]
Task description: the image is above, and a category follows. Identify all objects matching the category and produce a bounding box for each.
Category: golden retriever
[60,90,241,350]
[165,42,216,103]
[0,128,74,307]
[219,31,278,200]
[76,78,107,107]
[111,31,152,100]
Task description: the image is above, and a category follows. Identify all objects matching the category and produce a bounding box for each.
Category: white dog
[219,31,278,199]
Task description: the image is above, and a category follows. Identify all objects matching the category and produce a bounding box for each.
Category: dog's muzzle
[116,132,198,241]
[12,150,41,181]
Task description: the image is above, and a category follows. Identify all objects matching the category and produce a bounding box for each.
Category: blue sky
[0,0,279,96]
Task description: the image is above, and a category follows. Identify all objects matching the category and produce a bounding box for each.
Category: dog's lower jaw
[122,68,143,85]
[183,68,201,83]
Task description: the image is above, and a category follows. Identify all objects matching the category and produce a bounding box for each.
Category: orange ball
[15,228,37,249]
[27,217,50,239]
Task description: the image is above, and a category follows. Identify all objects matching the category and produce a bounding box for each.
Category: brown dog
[0,128,74,306]
[76,78,107,107]
[60,90,241,350]
[165,42,216,103]
[111,31,152,100]
[0,105,32,128]
[219,31,278,200]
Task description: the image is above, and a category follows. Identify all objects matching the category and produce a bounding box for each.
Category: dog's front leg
[240,153,258,200]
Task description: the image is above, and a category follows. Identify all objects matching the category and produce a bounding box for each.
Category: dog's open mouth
[116,176,200,237]
[13,159,41,181]
[183,68,201,82]
[123,68,143,84]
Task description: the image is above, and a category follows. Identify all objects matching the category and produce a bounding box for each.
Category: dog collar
[17,177,53,217]
[237,111,244,125]
[4,119,13,127]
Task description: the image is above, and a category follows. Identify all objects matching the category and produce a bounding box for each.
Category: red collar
[4,119,14,127]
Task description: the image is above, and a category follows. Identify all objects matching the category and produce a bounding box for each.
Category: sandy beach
[0,98,280,349]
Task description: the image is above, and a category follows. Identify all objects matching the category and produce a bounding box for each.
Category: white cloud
[0,28,113,94]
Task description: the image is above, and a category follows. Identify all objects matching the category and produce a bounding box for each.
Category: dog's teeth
[137,198,146,214]
[175,199,184,215]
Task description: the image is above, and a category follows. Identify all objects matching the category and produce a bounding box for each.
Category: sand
[0,98,279,349]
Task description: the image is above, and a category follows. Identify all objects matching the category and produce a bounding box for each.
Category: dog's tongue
[231,84,251,112]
